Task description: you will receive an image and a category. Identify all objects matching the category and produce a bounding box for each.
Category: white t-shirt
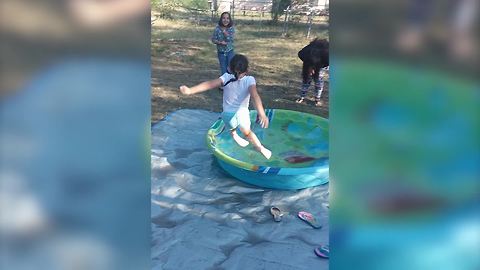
[220,73,256,113]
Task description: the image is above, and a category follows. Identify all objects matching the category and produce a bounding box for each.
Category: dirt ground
[151,19,329,124]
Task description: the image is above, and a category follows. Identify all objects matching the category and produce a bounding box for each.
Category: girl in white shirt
[179,54,272,159]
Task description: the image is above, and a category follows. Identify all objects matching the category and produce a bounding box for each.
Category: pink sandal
[314,245,329,258]
[297,211,321,229]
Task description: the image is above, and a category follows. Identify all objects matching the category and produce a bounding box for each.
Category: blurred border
[330,0,479,269]
[1,1,151,269]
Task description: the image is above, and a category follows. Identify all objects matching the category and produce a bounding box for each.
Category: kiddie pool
[206,109,329,190]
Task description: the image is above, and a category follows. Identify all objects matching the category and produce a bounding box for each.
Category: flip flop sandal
[270,207,283,222]
[297,211,321,229]
[295,97,305,103]
[314,245,329,259]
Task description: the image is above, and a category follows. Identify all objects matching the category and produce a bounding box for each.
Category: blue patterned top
[212,26,235,53]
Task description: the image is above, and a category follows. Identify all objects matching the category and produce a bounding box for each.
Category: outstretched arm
[179,78,223,95]
[249,85,269,128]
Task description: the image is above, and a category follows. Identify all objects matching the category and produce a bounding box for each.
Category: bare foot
[315,100,323,107]
[295,97,305,103]
[232,133,249,147]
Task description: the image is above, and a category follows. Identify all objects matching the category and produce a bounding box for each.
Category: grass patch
[151,13,329,123]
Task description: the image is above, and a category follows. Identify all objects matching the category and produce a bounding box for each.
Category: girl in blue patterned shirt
[211,12,235,78]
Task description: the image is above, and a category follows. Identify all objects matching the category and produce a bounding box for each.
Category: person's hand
[256,113,269,128]
[179,85,191,95]
[219,41,227,45]
[308,67,314,76]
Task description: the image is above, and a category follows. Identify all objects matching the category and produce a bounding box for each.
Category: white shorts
[221,109,251,131]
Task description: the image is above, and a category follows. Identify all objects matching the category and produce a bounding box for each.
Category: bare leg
[240,128,271,159]
[230,129,249,147]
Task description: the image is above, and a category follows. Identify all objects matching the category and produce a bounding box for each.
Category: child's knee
[240,128,252,137]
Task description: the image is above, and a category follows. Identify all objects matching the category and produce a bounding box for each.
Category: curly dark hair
[299,38,329,82]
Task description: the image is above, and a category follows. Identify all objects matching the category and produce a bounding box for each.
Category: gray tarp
[152,109,329,270]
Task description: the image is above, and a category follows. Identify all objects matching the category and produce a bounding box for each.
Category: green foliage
[271,0,292,22]
[151,0,161,8]
[152,0,180,19]
[179,0,208,10]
